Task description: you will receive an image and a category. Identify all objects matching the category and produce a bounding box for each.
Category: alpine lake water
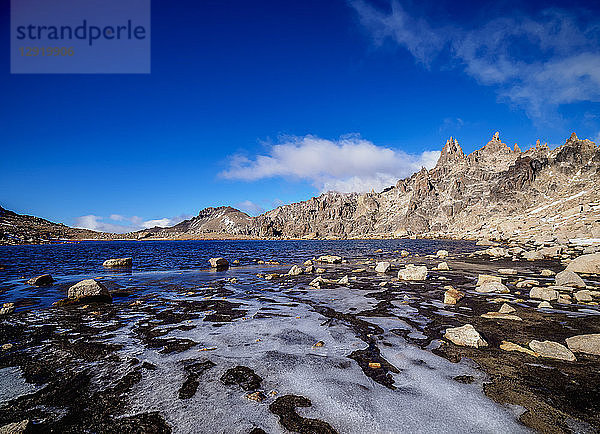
[0,240,599,433]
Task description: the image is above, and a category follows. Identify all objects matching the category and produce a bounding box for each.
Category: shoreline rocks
[397,265,428,281]
[444,324,488,348]
[209,257,229,270]
[27,274,54,286]
[68,279,112,303]
[102,257,132,268]
[565,334,600,356]
[566,253,600,274]
[528,340,576,362]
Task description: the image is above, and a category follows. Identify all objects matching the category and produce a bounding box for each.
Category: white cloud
[351,1,600,120]
[235,200,265,216]
[220,135,439,193]
[74,213,191,233]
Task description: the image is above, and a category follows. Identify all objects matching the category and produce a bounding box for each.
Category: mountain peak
[437,136,465,167]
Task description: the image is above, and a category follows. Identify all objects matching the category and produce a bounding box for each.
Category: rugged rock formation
[249,132,600,243]
[2,132,598,244]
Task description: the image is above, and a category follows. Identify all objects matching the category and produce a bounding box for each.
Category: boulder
[443,287,464,305]
[566,253,600,274]
[303,260,313,266]
[523,250,544,261]
[400,250,410,257]
[27,274,54,286]
[500,341,538,357]
[0,303,15,316]
[436,262,449,271]
[287,265,303,276]
[375,262,391,273]
[530,287,559,301]
[538,301,553,308]
[555,270,586,288]
[397,265,427,281]
[565,334,600,356]
[338,275,349,285]
[436,250,449,258]
[540,269,555,277]
[499,303,516,314]
[528,340,576,362]
[574,290,592,302]
[208,257,229,270]
[476,274,502,286]
[444,324,488,348]
[476,281,509,294]
[0,420,30,434]
[304,265,314,273]
[316,268,326,274]
[102,257,132,268]
[317,255,342,264]
[68,279,112,302]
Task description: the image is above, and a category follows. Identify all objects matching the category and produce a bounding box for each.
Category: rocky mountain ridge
[2,132,599,245]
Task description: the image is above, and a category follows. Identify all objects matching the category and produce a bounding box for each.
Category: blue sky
[1,0,599,232]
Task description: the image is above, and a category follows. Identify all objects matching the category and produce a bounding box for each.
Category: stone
[516,279,539,288]
[528,340,576,362]
[436,249,449,258]
[498,268,517,275]
[0,420,30,434]
[476,281,509,294]
[316,268,326,274]
[67,279,112,302]
[397,265,427,281]
[400,250,410,257]
[337,275,349,285]
[476,274,502,286]
[565,334,600,356]
[540,269,555,277]
[27,274,54,286]
[444,324,488,348]
[481,311,522,321]
[499,303,516,314]
[500,341,539,357]
[303,260,313,266]
[375,261,391,273]
[530,287,559,301]
[539,246,563,258]
[317,255,342,264]
[523,250,544,261]
[558,295,572,304]
[443,287,464,305]
[287,265,303,276]
[304,265,314,273]
[555,270,586,288]
[436,262,449,271]
[264,273,279,280]
[0,303,15,316]
[574,290,592,302]
[2,343,13,351]
[566,253,600,274]
[208,257,229,270]
[538,301,552,308]
[102,257,132,268]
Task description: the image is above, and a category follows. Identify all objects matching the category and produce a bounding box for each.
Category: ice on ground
[0,366,39,404]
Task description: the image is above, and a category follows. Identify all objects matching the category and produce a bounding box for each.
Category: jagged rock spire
[437,136,465,167]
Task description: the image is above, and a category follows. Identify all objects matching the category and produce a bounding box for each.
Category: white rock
[529,287,559,301]
[528,340,576,361]
[476,274,502,286]
[287,265,303,276]
[566,253,600,274]
[375,262,391,273]
[436,262,449,271]
[317,255,342,264]
[565,334,600,356]
[540,269,555,277]
[436,250,449,258]
[68,279,111,302]
[574,290,592,302]
[555,270,586,288]
[102,257,132,268]
[397,265,428,281]
[499,303,516,314]
[337,275,349,285]
[444,324,488,348]
[498,268,517,275]
[538,301,552,309]
[476,281,509,294]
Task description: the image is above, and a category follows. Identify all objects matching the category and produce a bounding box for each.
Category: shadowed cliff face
[2,133,599,245]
